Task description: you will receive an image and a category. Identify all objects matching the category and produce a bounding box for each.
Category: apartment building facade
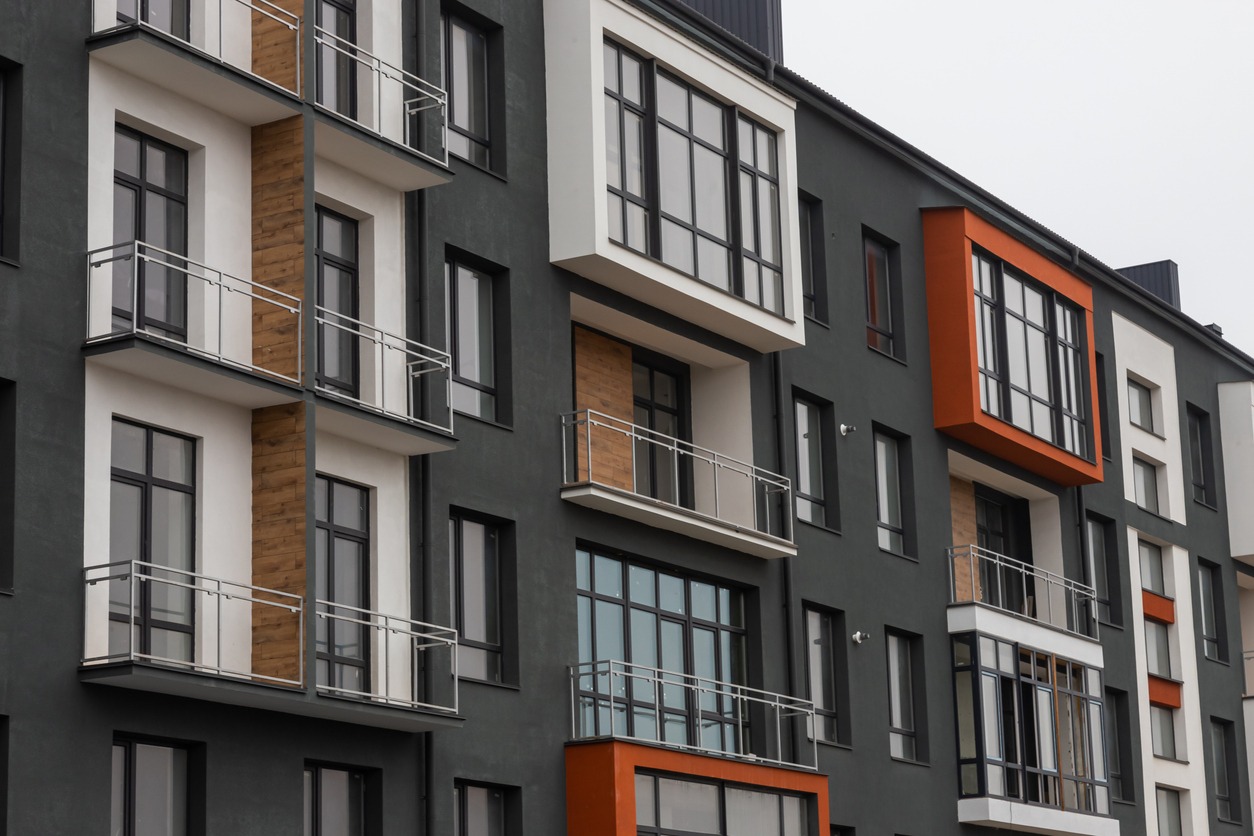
[0,0,1251,834]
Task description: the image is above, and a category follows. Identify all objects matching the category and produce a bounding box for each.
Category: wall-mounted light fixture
[851,630,870,645]
[840,423,857,436]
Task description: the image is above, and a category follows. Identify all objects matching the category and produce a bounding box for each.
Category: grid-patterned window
[315,475,369,693]
[315,206,359,397]
[316,0,356,118]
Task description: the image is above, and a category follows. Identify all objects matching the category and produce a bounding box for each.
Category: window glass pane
[657,778,719,833]
[462,784,503,836]
[875,433,902,547]
[635,774,656,826]
[1213,721,1231,813]
[133,744,187,836]
[1139,541,1164,594]
[151,431,193,486]
[656,75,687,127]
[1156,787,1182,836]
[658,126,691,222]
[1134,458,1160,514]
[1145,622,1172,678]
[332,481,366,532]
[726,787,781,836]
[1128,380,1153,430]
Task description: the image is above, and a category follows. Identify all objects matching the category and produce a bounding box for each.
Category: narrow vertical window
[864,236,893,354]
[112,739,189,836]
[794,398,826,526]
[316,0,357,118]
[1132,457,1160,514]
[798,194,825,322]
[1139,540,1165,595]
[1198,560,1225,661]
[442,15,491,167]
[1156,787,1183,836]
[304,764,367,836]
[1211,719,1237,821]
[315,206,360,397]
[1188,406,1216,505]
[737,116,782,312]
[886,632,918,761]
[1150,705,1176,759]
[603,41,647,252]
[0,70,8,259]
[1105,688,1129,801]
[0,379,13,591]
[874,432,904,554]
[450,514,502,682]
[1095,352,1111,460]
[1145,621,1172,679]
[315,475,369,693]
[1127,378,1154,432]
[453,782,507,836]
[1086,516,1119,625]
[804,607,844,744]
[446,259,497,421]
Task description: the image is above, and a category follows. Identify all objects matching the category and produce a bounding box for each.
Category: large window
[109,420,195,663]
[316,0,357,118]
[886,631,919,761]
[446,258,497,421]
[454,781,507,836]
[304,763,367,836]
[450,514,501,682]
[952,634,1110,814]
[634,773,807,836]
[1188,406,1217,506]
[315,475,369,693]
[1198,560,1226,662]
[874,432,905,554]
[603,40,785,315]
[972,251,1088,457]
[117,0,189,38]
[315,206,360,397]
[442,15,491,167]
[804,607,846,744]
[112,739,188,836]
[575,548,747,753]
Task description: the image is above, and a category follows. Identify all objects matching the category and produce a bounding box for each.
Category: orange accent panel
[565,740,830,836]
[1142,590,1176,624]
[1148,675,1182,709]
[922,207,1104,486]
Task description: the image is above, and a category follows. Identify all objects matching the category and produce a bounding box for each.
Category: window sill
[803,314,830,330]
[1193,498,1219,512]
[814,738,853,751]
[1152,754,1189,765]
[796,518,841,537]
[458,676,521,692]
[1096,620,1124,632]
[889,755,929,768]
[1129,423,1166,441]
[1203,654,1230,667]
[449,153,508,183]
[453,410,514,432]
[867,344,907,367]
[879,547,917,563]
[1218,816,1243,826]
[1110,798,1137,808]
[0,255,18,269]
[1131,505,1175,524]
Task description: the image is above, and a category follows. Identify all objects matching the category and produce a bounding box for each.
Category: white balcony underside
[314,118,449,192]
[946,604,1104,668]
[314,396,456,456]
[957,797,1119,836]
[86,343,300,409]
[560,483,796,560]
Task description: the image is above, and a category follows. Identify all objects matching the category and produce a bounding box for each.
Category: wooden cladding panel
[252,117,305,382]
[252,401,307,684]
[572,327,634,490]
[251,0,303,93]
[950,476,982,603]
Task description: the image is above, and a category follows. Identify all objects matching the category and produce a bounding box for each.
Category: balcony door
[632,357,689,507]
[975,485,1032,617]
[317,0,357,119]
[315,207,360,397]
[315,475,369,694]
[112,126,188,340]
[117,0,189,39]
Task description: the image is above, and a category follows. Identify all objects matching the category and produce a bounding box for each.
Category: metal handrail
[82,559,305,688]
[569,659,817,769]
[947,544,1098,638]
[315,599,458,713]
[86,240,304,385]
[92,0,303,97]
[313,25,448,164]
[314,306,453,433]
[560,409,794,541]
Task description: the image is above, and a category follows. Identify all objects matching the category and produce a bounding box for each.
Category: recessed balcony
[84,241,303,408]
[559,410,796,559]
[568,659,817,769]
[88,0,303,125]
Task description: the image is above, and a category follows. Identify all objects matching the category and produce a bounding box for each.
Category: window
[972,251,1089,457]
[874,432,905,554]
[450,514,501,682]
[1105,688,1131,801]
[1156,787,1183,836]
[575,548,747,753]
[1139,540,1166,595]
[1132,457,1160,514]
[117,0,189,38]
[315,475,369,693]
[1198,560,1225,662]
[798,194,826,322]
[1188,406,1216,505]
[304,764,367,836]
[886,631,919,761]
[794,397,833,528]
[603,40,785,314]
[0,66,17,261]
[633,357,687,505]
[1086,516,1120,625]
[1151,706,1177,759]
[315,206,360,397]
[442,15,491,167]
[109,420,196,662]
[316,0,357,118]
[1211,719,1237,821]
[805,607,847,744]
[454,782,506,836]
[1145,621,1172,678]
[113,125,188,339]
[1127,378,1155,432]
[446,258,498,421]
[1095,353,1111,460]
[112,739,188,836]
[0,379,13,591]
[635,773,807,836]
[864,235,898,356]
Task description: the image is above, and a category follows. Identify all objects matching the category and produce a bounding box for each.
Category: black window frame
[1197,558,1227,662]
[1085,514,1122,626]
[798,192,826,324]
[441,12,492,168]
[315,0,358,120]
[873,428,910,556]
[0,379,14,592]
[1095,352,1112,461]
[453,780,511,836]
[602,38,787,316]
[1150,704,1176,759]
[1127,377,1155,433]
[445,254,502,423]
[1188,405,1217,507]
[631,350,691,508]
[314,205,361,398]
[804,605,849,745]
[793,393,837,530]
[886,629,925,763]
[1105,687,1133,802]
[1132,456,1161,515]
[0,64,19,263]
[864,230,903,359]
[304,761,376,836]
[1211,717,1239,822]
[450,511,504,684]
[314,474,370,694]
[112,736,198,836]
[634,772,810,836]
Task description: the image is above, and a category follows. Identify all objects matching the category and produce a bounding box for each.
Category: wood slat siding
[252,401,307,683]
[251,0,303,93]
[949,476,982,603]
[252,116,304,381]
[572,326,634,491]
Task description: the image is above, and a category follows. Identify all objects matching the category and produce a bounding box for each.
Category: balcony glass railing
[560,409,793,542]
[315,600,459,713]
[87,241,303,386]
[82,559,305,688]
[569,659,817,769]
[92,0,302,97]
[948,545,1098,638]
[314,306,452,433]
[313,27,448,165]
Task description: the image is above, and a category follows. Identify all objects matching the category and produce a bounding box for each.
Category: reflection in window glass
[446,260,497,421]
[442,16,490,166]
[1150,706,1176,759]
[451,515,502,681]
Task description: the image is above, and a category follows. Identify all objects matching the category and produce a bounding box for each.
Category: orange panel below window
[1148,675,1182,709]
[565,740,830,836]
[1142,589,1176,624]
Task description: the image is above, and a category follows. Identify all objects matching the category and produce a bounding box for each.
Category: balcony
[89,0,303,125]
[315,600,459,714]
[312,27,450,190]
[569,660,816,769]
[85,241,303,408]
[560,410,795,559]
[313,307,456,454]
[947,546,1102,665]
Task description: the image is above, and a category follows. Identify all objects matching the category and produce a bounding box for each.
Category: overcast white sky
[780,0,1254,355]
